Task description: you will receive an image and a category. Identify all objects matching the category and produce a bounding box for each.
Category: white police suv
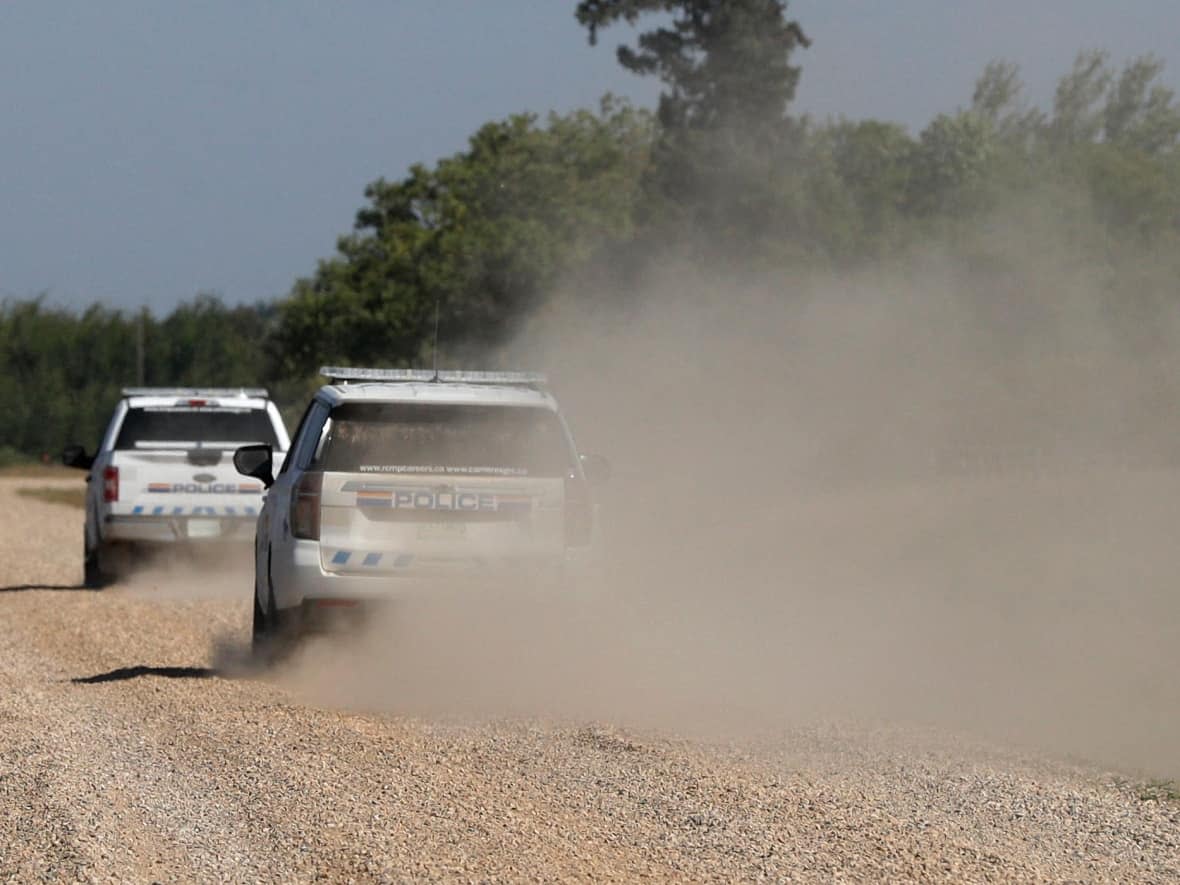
[63,387,291,587]
[233,367,609,645]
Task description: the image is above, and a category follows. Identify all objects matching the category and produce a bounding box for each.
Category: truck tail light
[102,466,119,503]
[290,471,322,540]
[564,473,593,547]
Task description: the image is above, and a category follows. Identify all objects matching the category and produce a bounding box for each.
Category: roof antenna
[430,295,441,382]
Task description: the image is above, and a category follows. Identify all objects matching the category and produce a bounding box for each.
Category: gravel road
[1,476,1178,882]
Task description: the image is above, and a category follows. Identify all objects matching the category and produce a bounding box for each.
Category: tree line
[4,1,1180,458]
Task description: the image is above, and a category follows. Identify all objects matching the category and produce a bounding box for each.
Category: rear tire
[251,577,278,659]
[83,534,112,589]
[252,587,267,641]
[252,578,299,664]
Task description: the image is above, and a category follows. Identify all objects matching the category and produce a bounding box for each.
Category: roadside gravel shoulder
[2,478,1179,881]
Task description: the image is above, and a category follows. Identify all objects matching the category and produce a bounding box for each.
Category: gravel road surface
[1,476,1178,882]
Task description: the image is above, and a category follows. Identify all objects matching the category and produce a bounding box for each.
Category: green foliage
[971,61,1045,147]
[818,119,916,253]
[0,446,33,468]
[1049,50,1114,148]
[10,34,1180,453]
[1103,55,1180,154]
[0,294,277,457]
[1076,142,1178,236]
[907,111,998,218]
[268,40,1180,374]
[575,1,810,253]
[273,99,652,377]
[1138,779,1180,803]
[155,294,273,386]
[576,0,809,134]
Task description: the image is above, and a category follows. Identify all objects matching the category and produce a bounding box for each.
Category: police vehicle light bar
[320,366,547,386]
[121,387,269,398]
[439,370,548,385]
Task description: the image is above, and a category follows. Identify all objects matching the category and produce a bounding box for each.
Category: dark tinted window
[282,400,329,474]
[314,403,573,477]
[115,407,279,450]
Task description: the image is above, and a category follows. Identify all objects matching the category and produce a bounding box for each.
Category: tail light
[564,473,593,547]
[290,472,322,540]
[102,466,119,503]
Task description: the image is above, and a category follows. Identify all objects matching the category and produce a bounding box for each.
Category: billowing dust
[272,216,1180,778]
[118,545,254,600]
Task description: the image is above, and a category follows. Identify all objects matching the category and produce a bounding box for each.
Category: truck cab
[64,387,290,587]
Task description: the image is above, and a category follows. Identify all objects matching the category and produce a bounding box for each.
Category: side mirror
[62,444,94,471]
[233,443,275,488]
[580,453,611,487]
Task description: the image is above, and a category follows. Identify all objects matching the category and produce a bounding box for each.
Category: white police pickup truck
[232,368,609,646]
[63,387,290,587]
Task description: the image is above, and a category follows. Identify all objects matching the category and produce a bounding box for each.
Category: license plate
[417,522,466,540]
[187,519,221,539]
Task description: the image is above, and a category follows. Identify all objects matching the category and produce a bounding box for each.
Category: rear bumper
[271,539,595,611]
[103,514,256,544]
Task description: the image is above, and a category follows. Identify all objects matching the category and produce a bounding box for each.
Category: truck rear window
[313,403,574,477]
[115,407,280,450]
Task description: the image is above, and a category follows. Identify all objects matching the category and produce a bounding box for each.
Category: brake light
[290,471,322,540]
[564,473,593,547]
[103,466,119,502]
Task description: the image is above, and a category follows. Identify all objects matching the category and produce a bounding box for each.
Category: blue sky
[2,1,1179,312]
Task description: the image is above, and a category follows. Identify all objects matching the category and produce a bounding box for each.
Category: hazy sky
[3,1,1179,312]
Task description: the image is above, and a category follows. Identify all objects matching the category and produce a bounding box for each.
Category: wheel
[83,533,112,589]
[251,573,298,663]
[252,585,267,641]
[251,543,268,643]
[250,577,279,659]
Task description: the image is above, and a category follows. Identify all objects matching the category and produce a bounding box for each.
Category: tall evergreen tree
[576,1,810,251]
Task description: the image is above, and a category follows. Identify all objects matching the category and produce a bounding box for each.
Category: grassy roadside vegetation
[0,445,73,477]
[0,462,78,479]
[1138,780,1180,803]
[1111,775,1180,804]
[4,454,88,509]
[15,486,86,509]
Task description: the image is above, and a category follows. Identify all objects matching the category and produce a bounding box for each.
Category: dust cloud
[278,208,1180,779]
[118,545,253,601]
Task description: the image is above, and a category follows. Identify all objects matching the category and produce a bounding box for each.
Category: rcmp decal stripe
[146,483,261,494]
[340,482,401,492]
[356,490,393,508]
[341,483,534,513]
[494,495,532,514]
[327,551,413,569]
[130,505,257,516]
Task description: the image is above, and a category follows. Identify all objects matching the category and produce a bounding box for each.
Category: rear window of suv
[115,406,280,450]
[313,403,574,477]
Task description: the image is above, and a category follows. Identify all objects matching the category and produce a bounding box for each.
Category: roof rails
[320,366,548,387]
[121,387,269,398]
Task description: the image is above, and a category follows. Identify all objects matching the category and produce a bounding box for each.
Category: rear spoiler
[122,387,269,398]
[320,367,547,387]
